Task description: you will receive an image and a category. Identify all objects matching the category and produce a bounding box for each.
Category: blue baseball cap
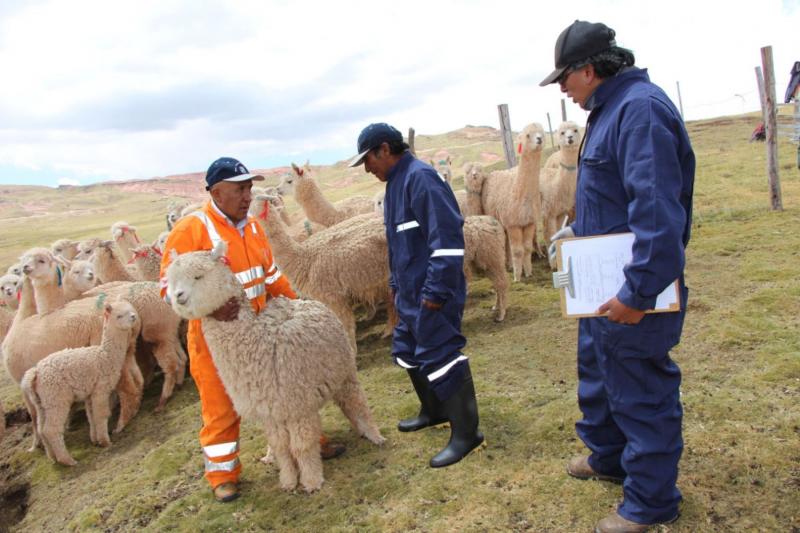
[205,157,265,191]
[348,123,404,167]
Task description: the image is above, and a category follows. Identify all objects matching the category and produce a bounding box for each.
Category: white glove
[548,226,575,268]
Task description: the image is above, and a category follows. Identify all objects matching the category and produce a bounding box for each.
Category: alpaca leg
[265,420,298,491]
[288,415,324,493]
[21,384,42,452]
[85,400,97,444]
[115,360,143,433]
[90,392,112,447]
[333,376,385,445]
[507,227,524,282]
[522,225,536,277]
[152,341,179,411]
[41,406,76,466]
[174,343,188,386]
[382,294,399,339]
[490,263,509,322]
[324,299,357,355]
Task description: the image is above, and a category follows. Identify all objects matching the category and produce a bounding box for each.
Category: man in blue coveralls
[542,21,695,533]
[349,123,485,468]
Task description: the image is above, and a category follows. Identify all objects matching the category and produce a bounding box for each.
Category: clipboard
[552,232,681,319]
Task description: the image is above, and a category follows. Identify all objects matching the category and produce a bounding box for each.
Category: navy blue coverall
[572,68,695,524]
[383,152,469,401]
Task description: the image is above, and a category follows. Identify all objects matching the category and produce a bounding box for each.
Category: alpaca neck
[96,253,135,282]
[62,281,84,301]
[295,178,340,226]
[31,269,66,314]
[512,149,543,201]
[99,323,134,374]
[466,187,484,215]
[561,145,579,166]
[13,277,37,322]
[260,217,304,282]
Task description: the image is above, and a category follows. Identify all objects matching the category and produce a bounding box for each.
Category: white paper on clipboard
[553,232,680,318]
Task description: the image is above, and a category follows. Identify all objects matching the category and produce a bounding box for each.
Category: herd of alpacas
[0,121,581,492]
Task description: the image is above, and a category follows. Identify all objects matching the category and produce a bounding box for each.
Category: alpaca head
[463,163,487,193]
[75,238,103,260]
[66,259,98,292]
[431,156,453,183]
[111,221,140,245]
[6,263,22,277]
[166,201,188,229]
[91,240,120,266]
[153,231,170,254]
[51,239,79,261]
[373,190,385,215]
[19,247,61,283]
[103,298,139,333]
[166,241,239,320]
[278,161,313,197]
[557,121,581,149]
[130,245,161,265]
[518,123,545,154]
[0,273,21,309]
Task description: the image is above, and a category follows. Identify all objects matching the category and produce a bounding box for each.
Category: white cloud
[0,0,797,184]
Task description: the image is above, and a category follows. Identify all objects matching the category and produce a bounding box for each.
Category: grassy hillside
[1,114,799,532]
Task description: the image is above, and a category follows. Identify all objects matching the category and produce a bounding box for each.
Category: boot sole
[397,421,450,433]
[567,467,624,484]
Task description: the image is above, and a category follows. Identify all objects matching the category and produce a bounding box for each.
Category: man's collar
[584,66,646,111]
[210,199,248,230]
[386,151,414,182]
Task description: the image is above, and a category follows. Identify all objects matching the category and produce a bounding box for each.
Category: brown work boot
[212,482,239,503]
[320,441,346,460]
[567,456,624,483]
[595,511,679,533]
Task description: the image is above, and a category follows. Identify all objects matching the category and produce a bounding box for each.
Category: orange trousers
[188,322,242,488]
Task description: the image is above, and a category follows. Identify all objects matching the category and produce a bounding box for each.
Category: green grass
[1,113,800,531]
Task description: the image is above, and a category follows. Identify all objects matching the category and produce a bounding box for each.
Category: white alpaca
[472,123,545,281]
[21,299,140,466]
[541,121,581,241]
[165,241,385,493]
[62,259,99,301]
[110,222,143,265]
[128,245,162,282]
[51,239,80,261]
[277,162,374,227]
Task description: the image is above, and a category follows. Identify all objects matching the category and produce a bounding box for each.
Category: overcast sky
[1,0,798,187]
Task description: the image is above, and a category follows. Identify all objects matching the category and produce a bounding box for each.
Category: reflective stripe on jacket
[159,200,296,311]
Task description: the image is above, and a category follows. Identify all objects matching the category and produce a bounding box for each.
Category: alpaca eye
[194,275,203,280]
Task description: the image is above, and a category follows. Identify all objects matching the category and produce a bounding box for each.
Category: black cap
[539,20,617,86]
[348,123,404,167]
[205,157,265,191]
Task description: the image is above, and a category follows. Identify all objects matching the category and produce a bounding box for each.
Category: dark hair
[580,46,635,79]
[373,139,410,156]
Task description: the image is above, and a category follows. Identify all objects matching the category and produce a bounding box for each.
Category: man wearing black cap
[160,157,345,502]
[542,20,695,533]
[349,123,484,468]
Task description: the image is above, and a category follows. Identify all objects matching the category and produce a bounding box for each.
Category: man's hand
[548,226,575,269]
[211,297,240,321]
[597,297,645,325]
[421,298,442,311]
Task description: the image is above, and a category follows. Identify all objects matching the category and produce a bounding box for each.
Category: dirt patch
[0,462,30,532]
[4,406,30,428]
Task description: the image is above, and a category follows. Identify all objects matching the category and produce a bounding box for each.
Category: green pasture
[1,113,798,531]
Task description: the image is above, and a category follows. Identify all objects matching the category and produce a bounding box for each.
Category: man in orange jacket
[160,157,345,503]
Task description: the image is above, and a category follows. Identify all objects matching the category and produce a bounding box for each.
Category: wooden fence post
[546,113,555,148]
[760,45,783,210]
[755,66,767,123]
[497,104,517,168]
[560,99,567,122]
[408,127,416,157]
[676,81,685,120]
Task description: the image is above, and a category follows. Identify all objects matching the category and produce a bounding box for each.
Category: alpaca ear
[103,303,112,318]
[210,240,229,261]
[54,255,71,269]
[291,162,300,175]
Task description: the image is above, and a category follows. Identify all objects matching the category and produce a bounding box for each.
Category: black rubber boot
[397,368,448,432]
[429,366,484,468]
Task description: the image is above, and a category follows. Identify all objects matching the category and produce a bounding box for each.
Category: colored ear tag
[517,142,522,154]
[258,201,270,221]
[220,256,231,266]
